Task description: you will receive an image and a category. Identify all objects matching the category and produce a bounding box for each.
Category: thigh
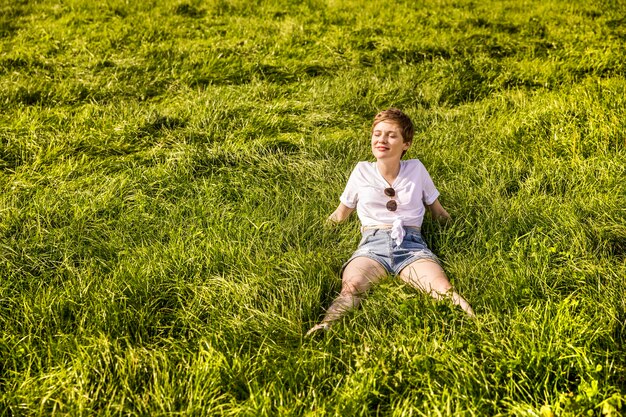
[341,256,387,295]
[398,259,452,295]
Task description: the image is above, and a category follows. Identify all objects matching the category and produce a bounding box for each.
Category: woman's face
[371,121,410,161]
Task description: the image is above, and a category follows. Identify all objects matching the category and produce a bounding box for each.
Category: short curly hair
[371,108,414,143]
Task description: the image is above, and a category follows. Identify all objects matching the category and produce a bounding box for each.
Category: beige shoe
[305,323,330,337]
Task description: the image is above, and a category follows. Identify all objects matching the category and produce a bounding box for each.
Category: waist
[361,224,421,233]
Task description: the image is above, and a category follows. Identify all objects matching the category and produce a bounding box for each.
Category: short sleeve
[339,163,360,208]
[420,165,440,205]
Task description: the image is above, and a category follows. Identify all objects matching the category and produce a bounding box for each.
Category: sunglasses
[384,187,397,211]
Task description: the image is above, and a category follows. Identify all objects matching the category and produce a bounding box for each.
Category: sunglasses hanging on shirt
[384,187,397,211]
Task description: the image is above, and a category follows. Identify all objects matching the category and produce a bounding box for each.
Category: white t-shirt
[340,159,440,231]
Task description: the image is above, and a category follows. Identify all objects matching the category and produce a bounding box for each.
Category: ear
[403,141,412,150]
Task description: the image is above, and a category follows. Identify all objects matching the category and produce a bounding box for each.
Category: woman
[307,108,474,336]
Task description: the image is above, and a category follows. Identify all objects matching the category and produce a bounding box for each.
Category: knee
[428,280,452,295]
[340,281,366,298]
[439,284,453,294]
[337,284,365,308]
[428,284,453,300]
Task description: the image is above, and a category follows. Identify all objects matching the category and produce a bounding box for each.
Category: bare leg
[306,257,386,335]
[398,259,474,316]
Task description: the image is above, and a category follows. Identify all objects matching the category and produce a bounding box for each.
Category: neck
[376,158,402,185]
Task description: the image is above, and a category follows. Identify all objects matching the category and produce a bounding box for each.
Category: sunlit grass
[1,0,625,415]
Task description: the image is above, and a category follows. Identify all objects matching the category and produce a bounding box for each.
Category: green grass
[1,0,625,415]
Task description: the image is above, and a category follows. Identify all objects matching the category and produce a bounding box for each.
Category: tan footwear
[305,323,330,337]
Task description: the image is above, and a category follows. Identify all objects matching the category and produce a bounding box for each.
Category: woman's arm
[426,198,451,225]
[328,203,355,223]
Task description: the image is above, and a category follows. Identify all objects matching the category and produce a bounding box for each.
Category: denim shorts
[342,227,440,276]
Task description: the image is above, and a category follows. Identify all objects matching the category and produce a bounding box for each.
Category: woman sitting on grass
[307,108,474,336]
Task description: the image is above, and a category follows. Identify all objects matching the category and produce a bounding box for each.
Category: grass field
[1,0,625,415]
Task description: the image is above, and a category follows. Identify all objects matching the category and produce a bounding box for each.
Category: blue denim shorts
[342,227,440,276]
